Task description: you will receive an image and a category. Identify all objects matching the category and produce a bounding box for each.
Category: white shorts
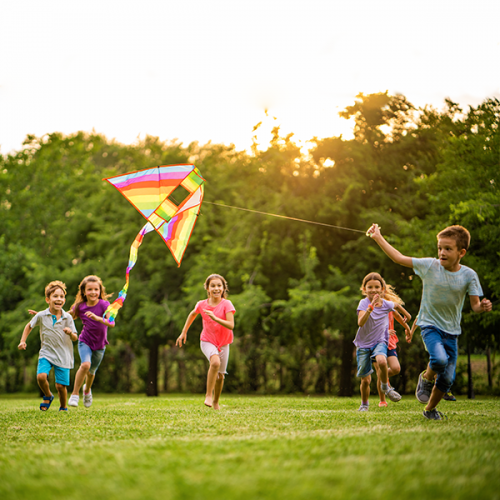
[200,341,230,374]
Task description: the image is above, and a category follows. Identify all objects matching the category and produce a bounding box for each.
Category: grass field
[1,394,500,500]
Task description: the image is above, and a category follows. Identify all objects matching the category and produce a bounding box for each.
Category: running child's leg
[373,362,386,404]
[205,355,220,407]
[374,355,389,384]
[387,355,401,377]
[84,373,95,393]
[56,384,67,409]
[213,374,224,410]
[37,373,52,398]
[71,362,90,396]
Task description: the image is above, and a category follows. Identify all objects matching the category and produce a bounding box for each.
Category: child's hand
[18,342,27,350]
[204,310,217,321]
[28,309,37,315]
[63,327,72,336]
[176,333,186,347]
[85,311,99,321]
[371,294,383,307]
[405,325,412,343]
[366,223,382,239]
[388,329,396,335]
[480,298,492,312]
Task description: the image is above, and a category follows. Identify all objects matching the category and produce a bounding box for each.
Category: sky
[1,0,499,155]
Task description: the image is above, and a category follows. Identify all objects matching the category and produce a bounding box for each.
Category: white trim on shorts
[200,341,230,374]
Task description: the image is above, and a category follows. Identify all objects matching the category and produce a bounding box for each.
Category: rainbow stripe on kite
[103,165,205,323]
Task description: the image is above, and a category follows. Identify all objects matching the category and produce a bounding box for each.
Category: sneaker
[443,391,456,401]
[83,385,92,408]
[422,408,447,420]
[68,394,79,407]
[358,404,369,412]
[415,371,434,404]
[378,401,388,407]
[385,387,402,402]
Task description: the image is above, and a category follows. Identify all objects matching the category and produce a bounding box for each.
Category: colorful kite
[103,164,205,323]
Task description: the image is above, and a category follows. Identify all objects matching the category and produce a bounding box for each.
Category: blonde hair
[383,284,404,305]
[71,275,112,319]
[204,274,229,299]
[45,280,67,298]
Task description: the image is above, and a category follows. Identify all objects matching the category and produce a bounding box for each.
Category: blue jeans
[421,325,458,393]
[78,341,106,375]
[356,342,388,378]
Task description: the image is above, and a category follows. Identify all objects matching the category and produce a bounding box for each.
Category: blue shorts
[356,342,387,378]
[421,325,458,393]
[387,348,398,358]
[78,341,106,375]
[37,358,70,386]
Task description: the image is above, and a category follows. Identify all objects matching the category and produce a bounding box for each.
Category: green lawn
[1,394,500,500]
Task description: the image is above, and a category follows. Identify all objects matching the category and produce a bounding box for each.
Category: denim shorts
[78,341,106,375]
[37,358,70,386]
[421,325,458,393]
[356,342,388,378]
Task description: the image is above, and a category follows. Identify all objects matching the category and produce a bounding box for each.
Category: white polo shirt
[30,308,77,369]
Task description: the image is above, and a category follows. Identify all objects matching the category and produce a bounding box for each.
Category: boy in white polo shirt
[18,281,78,411]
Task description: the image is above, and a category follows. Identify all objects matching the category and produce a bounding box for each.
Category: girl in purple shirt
[68,275,114,408]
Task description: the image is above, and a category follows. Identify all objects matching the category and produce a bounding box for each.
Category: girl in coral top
[374,284,412,407]
[177,274,235,410]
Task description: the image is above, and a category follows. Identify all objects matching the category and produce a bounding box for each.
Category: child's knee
[210,356,221,370]
[430,357,447,373]
[36,373,48,384]
[55,383,67,392]
[376,356,387,368]
[80,362,91,372]
[217,373,225,380]
[361,376,371,387]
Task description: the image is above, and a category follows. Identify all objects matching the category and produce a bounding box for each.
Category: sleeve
[194,301,203,314]
[356,298,368,313]
[468,271,484,297]
[67,316,78,333]
[412,257,435,278]
[29,312,41,329]
[224,300,236,314]
[383,300,395,312]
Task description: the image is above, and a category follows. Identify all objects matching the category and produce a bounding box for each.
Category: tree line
[1,92,498,397]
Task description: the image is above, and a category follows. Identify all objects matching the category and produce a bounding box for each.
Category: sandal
[40,394,54,411]
[59,407,68,411]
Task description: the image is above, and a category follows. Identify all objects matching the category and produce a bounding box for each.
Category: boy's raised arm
[366,224,413,268]
[18,323,32,350]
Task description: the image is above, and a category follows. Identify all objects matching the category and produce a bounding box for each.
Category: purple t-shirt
[353,297,395,349]
[77,299,110,351]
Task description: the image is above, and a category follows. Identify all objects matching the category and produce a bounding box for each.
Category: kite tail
[104,222,155,324]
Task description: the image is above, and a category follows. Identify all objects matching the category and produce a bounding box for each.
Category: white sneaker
[83,384,93,408]
[68,394,79,407]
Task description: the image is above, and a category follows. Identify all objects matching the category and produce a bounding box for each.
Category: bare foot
[213,402,220,410]
[204,396,213,407]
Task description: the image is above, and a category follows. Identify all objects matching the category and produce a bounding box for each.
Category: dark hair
[437,225,470,251]
[360,272,386,295]
[204,274,228,299]
[45,280,67,298]
[70,275,112,319]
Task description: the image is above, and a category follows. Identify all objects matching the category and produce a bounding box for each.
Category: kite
[103,164,205,323]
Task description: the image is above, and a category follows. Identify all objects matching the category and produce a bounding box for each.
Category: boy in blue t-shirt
[367,224,492,420]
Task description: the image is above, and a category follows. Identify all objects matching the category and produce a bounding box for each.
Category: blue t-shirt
[413,257,483,335]
[354,297,394,348]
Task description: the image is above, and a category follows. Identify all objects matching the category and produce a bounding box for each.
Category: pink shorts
[200,341,230,374]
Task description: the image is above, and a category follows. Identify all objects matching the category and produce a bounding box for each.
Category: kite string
[203,201,366,234]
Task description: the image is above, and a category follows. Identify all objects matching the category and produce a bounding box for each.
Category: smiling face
[46,288,66,314]
[84,281,101,305]
[207,278,224,300]
[437,237,466,272]
[364,279,384,302]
